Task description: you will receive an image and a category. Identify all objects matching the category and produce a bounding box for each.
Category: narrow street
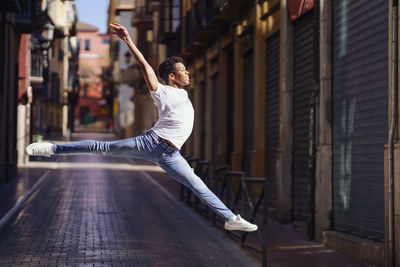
[0,133,258,266]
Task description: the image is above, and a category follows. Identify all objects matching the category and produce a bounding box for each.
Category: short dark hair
[158,56,183,83]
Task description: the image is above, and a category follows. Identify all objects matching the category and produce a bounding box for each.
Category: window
[102,38,109,44]
[83,84,88,98]
[161,0,181,33]
[51,73,60,101]
[52,41,56,58]
[77,39,81,50]
[58,40,63,61]
[85,39,90,51]
[30,51,43,77]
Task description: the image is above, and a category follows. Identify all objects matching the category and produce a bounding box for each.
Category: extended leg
[158,152,258,231]
[27,133,158,160]
[158,152,235,221]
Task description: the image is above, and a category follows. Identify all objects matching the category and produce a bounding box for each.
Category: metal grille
[332,0,387,241]
[160,0,181,34]
[292,10,314,221]
[242,50,254,176]
[226,46,234,165]
[212,73,221,168]
[14,0,32,24]
[265,31,280,208]
[200,81,206,159]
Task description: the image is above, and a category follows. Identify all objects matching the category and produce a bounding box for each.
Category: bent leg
[158,152,235,221]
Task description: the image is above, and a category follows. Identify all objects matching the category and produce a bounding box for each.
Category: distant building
[75,21,110,127]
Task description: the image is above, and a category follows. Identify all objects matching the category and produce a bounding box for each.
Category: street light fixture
[43,22,55,42]
[31,22,55,51]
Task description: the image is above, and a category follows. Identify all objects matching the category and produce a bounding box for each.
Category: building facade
[1,0,78,178]
[33,0,78,140]
[21,0,78,154]
[176,0,394,266]
[0,1,23,183]
[105,0,400,266]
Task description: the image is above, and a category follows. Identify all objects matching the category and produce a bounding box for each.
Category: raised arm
[109,23,158,91]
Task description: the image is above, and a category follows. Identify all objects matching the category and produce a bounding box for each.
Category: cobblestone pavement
[0,152,258,266]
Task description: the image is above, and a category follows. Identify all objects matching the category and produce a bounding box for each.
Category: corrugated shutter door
[332,0,387,240]
[226,47,234,165]
[265,31,280,208]
[200,81,206,158]
[243,50,254,176]
[212,73,221,167]
[292,10,314,221]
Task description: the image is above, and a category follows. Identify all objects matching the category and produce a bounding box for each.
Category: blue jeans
[53,130,235,221]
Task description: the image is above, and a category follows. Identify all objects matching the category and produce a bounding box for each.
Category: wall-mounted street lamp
[43,22,55,42]
[31,22,55,51]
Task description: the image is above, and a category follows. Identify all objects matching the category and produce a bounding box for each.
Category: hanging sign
[287,0,314,21]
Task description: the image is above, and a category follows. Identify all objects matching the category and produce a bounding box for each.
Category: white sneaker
[25,142,55,157]
[224,214,258,232]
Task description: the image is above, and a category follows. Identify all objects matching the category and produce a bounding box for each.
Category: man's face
[171,62,190,86]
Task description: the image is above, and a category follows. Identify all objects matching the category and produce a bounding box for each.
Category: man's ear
[168,73,175,81]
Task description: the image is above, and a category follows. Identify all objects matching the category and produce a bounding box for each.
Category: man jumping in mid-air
[26,23,258,232]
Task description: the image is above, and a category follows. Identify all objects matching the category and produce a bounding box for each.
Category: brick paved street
[0,151,258,266]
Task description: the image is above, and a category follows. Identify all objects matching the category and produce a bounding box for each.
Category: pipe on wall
[307,0,320,241]
[387,1,398,266]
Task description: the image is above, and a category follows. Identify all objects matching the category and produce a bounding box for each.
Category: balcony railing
[184,0,253,47]
[182,0,253,58]
[15,0,32,23]
[135,0,160,14]
[30,49,47,98]
[0,0,20,12]
[184,0,226,46]
[31,52,43,78]
[134,0,156,22]
[15,0,46,33]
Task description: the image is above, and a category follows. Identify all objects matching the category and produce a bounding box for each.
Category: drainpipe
[387,1,398,266]
[307,0,320,241]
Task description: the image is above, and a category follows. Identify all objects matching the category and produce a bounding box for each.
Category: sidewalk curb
[0,169,52,230]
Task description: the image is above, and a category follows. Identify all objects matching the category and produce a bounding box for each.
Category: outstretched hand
[110,22,158,91]
[109,23,130,42]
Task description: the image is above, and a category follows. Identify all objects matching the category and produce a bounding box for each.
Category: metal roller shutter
[292,10,314,221]
[212,73,221,167]
[332,0,387,241]
[242,50,254,176]
[226,47,234,165]
[265,31,280,208]
[199,81,206,159]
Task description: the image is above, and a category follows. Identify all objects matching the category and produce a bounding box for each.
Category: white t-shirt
[150,82,194,150]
